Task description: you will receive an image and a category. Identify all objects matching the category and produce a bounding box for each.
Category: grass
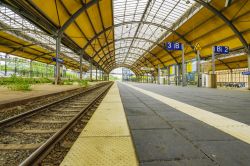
[0,75,52,91]
[0,75,89,91]
[63,79,74,85]
[78,80,88,87]
[5,75,31,91]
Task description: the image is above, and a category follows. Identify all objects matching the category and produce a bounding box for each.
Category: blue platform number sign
[214,46,229,54]
[52,57,64,63]
[242,71,250,75]
[166,42,183,51]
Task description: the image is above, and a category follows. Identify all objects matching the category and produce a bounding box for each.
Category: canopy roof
[0,0,249,75]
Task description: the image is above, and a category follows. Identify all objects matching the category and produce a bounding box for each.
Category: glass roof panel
[0,6,89,66]
[113,0,197,65]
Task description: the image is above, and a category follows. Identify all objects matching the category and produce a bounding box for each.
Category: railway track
[0,85,90,121]
[0,82,113,165]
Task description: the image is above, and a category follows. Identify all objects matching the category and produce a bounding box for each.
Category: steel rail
[20,82,113,166]
[0,82,110,129]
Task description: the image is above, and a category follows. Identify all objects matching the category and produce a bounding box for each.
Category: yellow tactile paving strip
[60,82,138,166]
[121,82,250,145]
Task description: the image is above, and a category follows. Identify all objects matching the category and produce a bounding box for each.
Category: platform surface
[60,82,138,166]
[118,82,250,166]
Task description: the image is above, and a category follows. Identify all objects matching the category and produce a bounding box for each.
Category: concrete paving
[131,83,250,125]
[118,82,250,166]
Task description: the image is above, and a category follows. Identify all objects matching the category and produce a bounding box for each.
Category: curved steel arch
[105,63,144,76]
[82,26,181,65]
[99,49,157,70]
[104,62,153,77]
[101,55,155,73]
[105,63,142,75]
[97,44,163,66]
[92,37,174,66]
[57,0,99,37]
[165,0,249,70]
[194,0,249,53]
[101,56,155,73]
[82,21,193,51]
[102,55,151,69]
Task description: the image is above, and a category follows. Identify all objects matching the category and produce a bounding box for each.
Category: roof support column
[55,36,61,85]
[182,45,186,86]
[248,52,250,89]
[99,69,101,81]
[101,71,104,81]
[45,64,48,78]
[197,50,202,87]
[89,59,92,81]
[168,66,171,85]
[14,57,17,75]
[80,53,83,80]
[177,64,181,86]
[4,54,7,76]
[30,60,33,78]
[158,65,161,84]
[96,68,98,81]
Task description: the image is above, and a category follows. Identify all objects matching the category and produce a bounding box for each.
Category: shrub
[63,79,73,85]
[78,80,88,87]
[7,82,31,91]
[6,75,31,91]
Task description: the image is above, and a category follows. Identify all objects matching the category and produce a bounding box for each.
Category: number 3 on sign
[167,42,172,49]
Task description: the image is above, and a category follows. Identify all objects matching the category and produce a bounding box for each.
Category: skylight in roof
[0,6,88,66]
[113,0,196,66]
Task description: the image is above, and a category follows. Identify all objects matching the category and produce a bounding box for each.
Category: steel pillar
[55,37,61,85]
[158,65,161,84]
[29,60,33,78]
[4,54,7,76]
[14,58,17,74]
[90,60,92,81]
[99,69,101,80]
[197,50,202,87]
[96,68,98,81]
[248,52,250,90]
[80,53,83,80]
[182,45,186,86]
[45,64,48,78]
[168,66,171,85]
[212,47,215,74]
[177,64,181,86]
[211,47,217,88]
[230,69,233,82]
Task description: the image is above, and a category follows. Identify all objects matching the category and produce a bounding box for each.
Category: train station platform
[60,82,138,166]
[117,82,250,166]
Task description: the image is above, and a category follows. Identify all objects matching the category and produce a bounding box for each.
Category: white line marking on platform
[121,82,250,144]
